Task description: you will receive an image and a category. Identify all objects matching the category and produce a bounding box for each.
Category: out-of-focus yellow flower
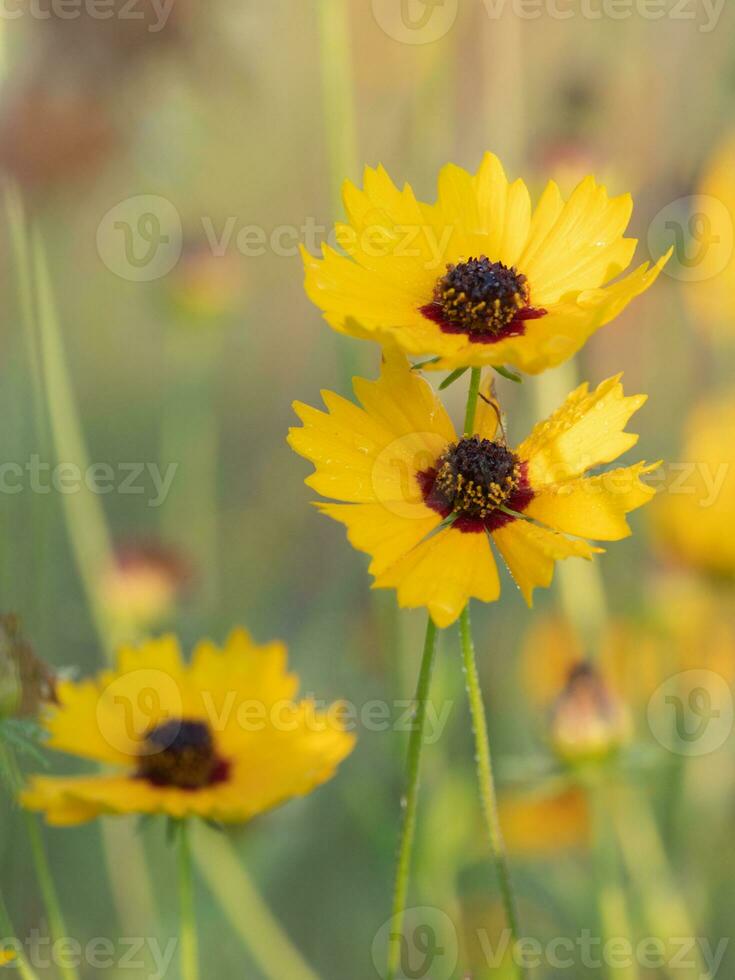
[22,629,355,826]
[522,614,655,711]
[289,353,657,627]
[652,393,735,578]
[0,949,16,967]
[649,576,735,683]
[302,151,670,373]
[499,786,590,854]
[685,135,735,339]
[522,583,735,713]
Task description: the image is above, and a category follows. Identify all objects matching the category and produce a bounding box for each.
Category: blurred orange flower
[499,786,590,855]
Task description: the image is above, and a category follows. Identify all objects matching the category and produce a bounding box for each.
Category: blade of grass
[27,227,158,943]
[5,184,54,638]
[316,0,358,215]
[192,823,321,980]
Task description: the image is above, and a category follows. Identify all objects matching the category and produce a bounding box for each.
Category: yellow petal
[492,519,600,606]
[353,352,456,441]
[521,176,634,300]
[338,165,443,291]
[518,375,648,485]
[45,677,131,765]
[289,396,396,503]
[302,243,424,324]
[374,527,500,628]
[190,628,299,709]
[317,502,442,576]
[431,154,532,267]
[289,353,455,505]
[429,250,671,374]
[525,462,659,540]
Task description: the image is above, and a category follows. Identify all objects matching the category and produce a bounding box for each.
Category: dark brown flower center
[138,719,228,790]
[419,436,534,532]
[435,257,529,334]
[420,255,546,344]
[430,437,521,517]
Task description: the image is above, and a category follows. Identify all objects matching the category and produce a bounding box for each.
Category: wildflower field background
[1,2,735,978]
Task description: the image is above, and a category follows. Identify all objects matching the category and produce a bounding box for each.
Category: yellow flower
[499,787,590,854]
[652,392,735,578]
[521,583,735,713]
[288,354,657,628]
[302,152,670,373]
[22,629,355,826]
[684,134,735,339]
[0,950,16,968]
[521,614,657,711]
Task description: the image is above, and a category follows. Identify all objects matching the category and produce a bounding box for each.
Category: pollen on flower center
[431,257,530,336]
[138,719,228,790]
[424,436,522,522]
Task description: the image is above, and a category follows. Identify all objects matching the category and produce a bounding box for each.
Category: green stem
[589,781,639,980]
[612,785,709,979]
[161,329,223,612]
[459,606,524,978]
[316,0,358,215]
[386,617,439,980]
[23,815,79,980]
[315,0,361,384]
[178,823,199,980]
[0,744,78,980]
[463,367,482,435]
[25,225,158,941]
[0,885,40,980]
[31,230,116,655]
[460,366,523,972]
[192,824,321,980]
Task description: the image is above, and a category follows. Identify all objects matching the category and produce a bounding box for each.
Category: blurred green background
[1,1,735,977]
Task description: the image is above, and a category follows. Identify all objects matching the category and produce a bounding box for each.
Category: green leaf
[0,719,48,767]
[493,365,523,383]
[411,357,440,372]
[438,367,469,390]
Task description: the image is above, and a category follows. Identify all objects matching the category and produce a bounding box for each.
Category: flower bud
[100,542,192,632]
[550,662,631,766]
